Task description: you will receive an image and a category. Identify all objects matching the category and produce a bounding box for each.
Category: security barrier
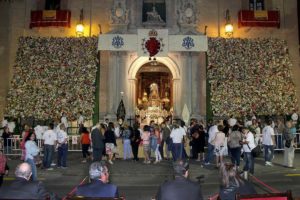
[0,136,83,156]
[0,133,299,156]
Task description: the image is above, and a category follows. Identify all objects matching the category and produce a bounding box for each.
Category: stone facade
[0,0,299,120]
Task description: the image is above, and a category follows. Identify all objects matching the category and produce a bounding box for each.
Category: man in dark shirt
[0,162,58,199]
[75,161,119,198]
[91,123,105,161]
[156,160,203,200]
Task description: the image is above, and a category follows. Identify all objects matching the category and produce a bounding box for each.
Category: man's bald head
[15,162,32,180]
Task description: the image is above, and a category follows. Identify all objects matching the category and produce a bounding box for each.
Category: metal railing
[0,133,299,156]
[274,133,300,151]
[0,135,83,156]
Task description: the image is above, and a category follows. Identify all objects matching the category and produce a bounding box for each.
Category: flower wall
[5,37,98,121]
[208,38,298,117]
[4,36,298,120]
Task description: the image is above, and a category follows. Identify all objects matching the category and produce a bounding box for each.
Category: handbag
[247,144,261,157]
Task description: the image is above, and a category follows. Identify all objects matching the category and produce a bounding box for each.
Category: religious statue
[146,6,164,23]
[149,83,159,100]
[148,83,161,107]
[136,83,172,125]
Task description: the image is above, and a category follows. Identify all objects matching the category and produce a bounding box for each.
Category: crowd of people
[0,114,299,199]
[208,37,298,117]
[5,37,98,121]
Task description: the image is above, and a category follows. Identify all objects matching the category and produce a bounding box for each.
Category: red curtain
[30,10,71,28]
[238,10,280,28]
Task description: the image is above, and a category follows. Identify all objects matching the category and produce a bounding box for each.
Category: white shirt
[170,128,186,143]
[42,129,57,145]
[25,140,39,160]
[243,131,256,153]
[262,125,275,145]
[57,129,68,144]
[208,125,218,144]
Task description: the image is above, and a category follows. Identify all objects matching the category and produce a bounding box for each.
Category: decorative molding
[110,0,130,33]
[177,0,199,34]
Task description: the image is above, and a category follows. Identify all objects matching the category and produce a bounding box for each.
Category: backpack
[0,154,7,174]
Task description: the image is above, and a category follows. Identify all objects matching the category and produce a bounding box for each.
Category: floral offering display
[207,37,298,117]
[5,36,98,121]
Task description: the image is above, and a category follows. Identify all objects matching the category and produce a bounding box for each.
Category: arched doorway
[127,56,181,121]
[135,62,173,124]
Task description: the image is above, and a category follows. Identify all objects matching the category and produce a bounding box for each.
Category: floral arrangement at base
[5,36,98,121]
[208,37,298,117]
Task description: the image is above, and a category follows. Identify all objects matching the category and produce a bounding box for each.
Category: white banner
[98,34,137,51]
[168,35,208,52]
[97,30,208,53]
[137,29,168,57]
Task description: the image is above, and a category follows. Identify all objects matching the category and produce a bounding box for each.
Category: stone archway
[127,56,181,116]
[128,56,180,80]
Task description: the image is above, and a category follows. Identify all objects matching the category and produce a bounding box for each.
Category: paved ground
[2,151,300,200]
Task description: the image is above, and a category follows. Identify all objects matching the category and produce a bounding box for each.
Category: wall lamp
[225,9,233,37]
[76,9,84,37]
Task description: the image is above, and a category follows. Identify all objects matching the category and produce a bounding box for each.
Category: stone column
[173,79,180,117]
[111,51,127,120]
[191,52,201,118]
[135,0,143,27]
[107,52,118,117]
[199,52,207,117]
[127,79,136,118]
[128,0,137,30]
[180,52,192,117]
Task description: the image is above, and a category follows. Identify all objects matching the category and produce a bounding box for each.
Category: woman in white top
[212,125,226,168]
[25,132,39,181]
